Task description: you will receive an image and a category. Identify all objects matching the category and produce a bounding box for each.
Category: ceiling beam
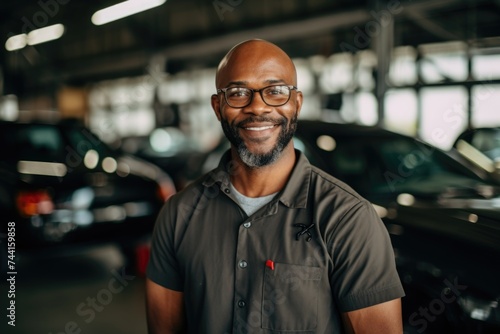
[29,0,485,85]
[159,8,371,59]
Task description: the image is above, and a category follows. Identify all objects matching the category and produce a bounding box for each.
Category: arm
[341,298,403,334]
[145,278,187,334]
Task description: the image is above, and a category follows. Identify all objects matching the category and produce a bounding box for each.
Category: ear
[295,90,304,117]
[211,94,222,122]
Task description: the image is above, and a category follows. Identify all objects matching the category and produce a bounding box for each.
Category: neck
[229,144,296,198]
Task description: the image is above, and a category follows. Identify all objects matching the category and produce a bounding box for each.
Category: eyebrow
[265,79,286,85]
[226,79,286,87]
[226,81,248,87]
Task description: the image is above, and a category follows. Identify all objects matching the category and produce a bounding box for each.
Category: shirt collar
[202,149,311,209]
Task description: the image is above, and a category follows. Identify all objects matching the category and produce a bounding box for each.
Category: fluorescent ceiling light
[5,24,64,51]
[5,34,27,51]
[92,0,166,26]
[27,24,65,46]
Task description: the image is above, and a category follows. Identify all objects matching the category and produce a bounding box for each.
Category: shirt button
[239,260,248,268]
[243,222,251,228]
[238,300,246,308]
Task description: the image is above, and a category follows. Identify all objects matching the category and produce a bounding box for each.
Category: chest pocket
[262,263,322,331]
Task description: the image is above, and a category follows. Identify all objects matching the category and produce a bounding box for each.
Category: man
[146,39,405,333]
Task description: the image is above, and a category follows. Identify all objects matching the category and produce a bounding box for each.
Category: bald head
[215,39,297,89]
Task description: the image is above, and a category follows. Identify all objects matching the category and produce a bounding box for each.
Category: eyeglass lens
[225,85,292,107]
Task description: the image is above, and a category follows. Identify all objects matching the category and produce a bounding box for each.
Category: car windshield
[295,132,491,198]
[375,139,482,195]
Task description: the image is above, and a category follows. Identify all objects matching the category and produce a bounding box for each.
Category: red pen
[265,259,275,270]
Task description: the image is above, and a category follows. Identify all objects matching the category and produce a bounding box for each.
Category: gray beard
[220,113,298,168]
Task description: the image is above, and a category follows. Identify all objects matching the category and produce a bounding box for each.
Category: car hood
[371,183,500,253]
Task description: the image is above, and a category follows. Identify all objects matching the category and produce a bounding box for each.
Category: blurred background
[1,0,500,333]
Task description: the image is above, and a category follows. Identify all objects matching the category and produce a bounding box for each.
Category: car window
[470,129,500,160]
[295,134,378,193]
[378,139,440,178]
[2,124,64,162]
[367,138,489,194]
[329,142,373,191]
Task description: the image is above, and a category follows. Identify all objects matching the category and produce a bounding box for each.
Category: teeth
[245,125,275,131]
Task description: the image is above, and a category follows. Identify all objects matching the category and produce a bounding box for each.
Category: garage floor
[1,244,148,334]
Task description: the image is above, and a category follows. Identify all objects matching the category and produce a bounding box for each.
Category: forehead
[217,42,296,87]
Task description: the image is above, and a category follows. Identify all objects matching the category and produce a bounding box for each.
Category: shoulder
[165,179,203,207]
[157,170,219,219]
[305,164,383,241]
[308,164,367,207]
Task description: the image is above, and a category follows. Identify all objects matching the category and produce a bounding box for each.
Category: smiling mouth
[243,124,277,131]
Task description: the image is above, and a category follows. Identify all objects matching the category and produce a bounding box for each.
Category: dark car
[293,120,500,333]
[0,119,176,270]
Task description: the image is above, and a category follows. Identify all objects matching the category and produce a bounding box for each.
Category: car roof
[0,119,84,128]
[297,119,406,139]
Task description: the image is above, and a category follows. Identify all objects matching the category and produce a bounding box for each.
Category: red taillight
[16,190,54,217]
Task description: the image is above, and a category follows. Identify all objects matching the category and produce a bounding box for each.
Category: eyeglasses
[217,85,297,108]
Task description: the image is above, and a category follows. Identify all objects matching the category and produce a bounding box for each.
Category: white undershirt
[229,182,278,216]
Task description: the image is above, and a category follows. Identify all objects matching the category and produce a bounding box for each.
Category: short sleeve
[329,200,405,312]
[146,200,184,291]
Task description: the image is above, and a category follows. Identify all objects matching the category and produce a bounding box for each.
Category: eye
[227,88,251,98]
[265,86,288,95]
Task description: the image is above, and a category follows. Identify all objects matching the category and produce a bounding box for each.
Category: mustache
[236,116,287,127]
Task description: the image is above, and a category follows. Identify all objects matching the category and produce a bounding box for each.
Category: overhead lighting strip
[91,0,167,26]
[5,34,27,51]
[5,23,65,51]
[27,24,65,46]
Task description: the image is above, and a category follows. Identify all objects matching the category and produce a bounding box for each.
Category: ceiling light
[91,0,167,26]
[5,34,27,51]
[27,24,65,46]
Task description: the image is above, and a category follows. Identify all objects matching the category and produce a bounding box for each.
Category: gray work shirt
[147,149,405,333]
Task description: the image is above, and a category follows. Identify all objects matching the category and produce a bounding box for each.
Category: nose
[241,90,272,115]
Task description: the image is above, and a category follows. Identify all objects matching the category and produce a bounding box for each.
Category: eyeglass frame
[216,84,298,108]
